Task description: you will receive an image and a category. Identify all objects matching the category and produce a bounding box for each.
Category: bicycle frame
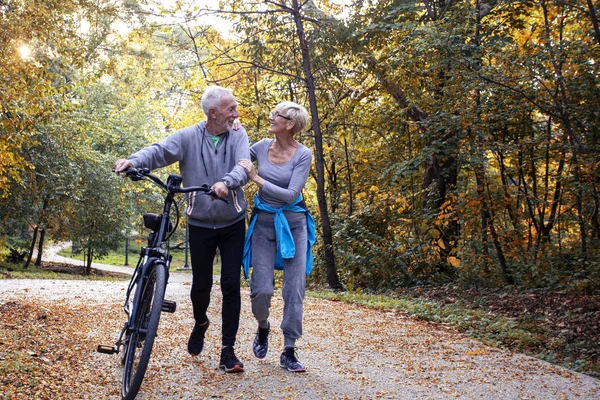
[114,173,178,354]
[98,167,226,398]
[124,184,177,326]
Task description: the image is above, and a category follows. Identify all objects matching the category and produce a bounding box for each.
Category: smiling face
[210,94,239,133]
[268,107,294,136]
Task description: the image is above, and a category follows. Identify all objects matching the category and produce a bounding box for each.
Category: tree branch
[440,0,453,20]
[478,74,558,118]
[264,0,294,13]
[217,59,305,81]
[422,0,436,20]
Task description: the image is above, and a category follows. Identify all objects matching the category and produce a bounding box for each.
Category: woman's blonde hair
[276,101,309,134]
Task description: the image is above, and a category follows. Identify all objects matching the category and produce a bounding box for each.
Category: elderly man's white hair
[201,86,234,117]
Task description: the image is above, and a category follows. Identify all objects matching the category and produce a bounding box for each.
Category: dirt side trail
[1,275,599,400]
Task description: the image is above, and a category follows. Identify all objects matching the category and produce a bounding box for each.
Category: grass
[0,260,125,281]
[58,246,222,274]
[0,244,222,279]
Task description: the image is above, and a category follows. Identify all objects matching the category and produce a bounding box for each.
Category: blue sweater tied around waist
[243,193,316,279]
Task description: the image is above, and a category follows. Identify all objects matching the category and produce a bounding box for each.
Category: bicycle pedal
[97,345,118,354]
[161,300,177,313]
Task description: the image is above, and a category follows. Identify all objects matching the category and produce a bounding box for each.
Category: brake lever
[112,167,143,181]
[127,170,145,181]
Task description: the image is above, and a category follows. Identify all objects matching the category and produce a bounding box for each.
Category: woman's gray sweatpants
[249,210,307,348]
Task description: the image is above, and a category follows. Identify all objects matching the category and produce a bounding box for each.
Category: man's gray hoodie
[128,121,249,229]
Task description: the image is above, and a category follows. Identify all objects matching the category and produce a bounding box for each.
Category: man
[114,86,249,373]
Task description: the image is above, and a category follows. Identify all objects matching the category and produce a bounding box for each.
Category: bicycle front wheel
[121,262,167,400]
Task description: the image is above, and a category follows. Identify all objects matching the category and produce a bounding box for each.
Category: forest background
[1,0,599,293]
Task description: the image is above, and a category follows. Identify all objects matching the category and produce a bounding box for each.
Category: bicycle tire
[121,262,167,400]
[120,331,129,366]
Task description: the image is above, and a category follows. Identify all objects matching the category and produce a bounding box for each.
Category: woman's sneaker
[280,347,306,372]
[252,323,270,359]
[219,346,244,373]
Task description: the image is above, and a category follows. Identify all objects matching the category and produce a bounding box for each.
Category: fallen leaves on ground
[1,282,600,399]
[0,300,120,399]
[400,286,600,376]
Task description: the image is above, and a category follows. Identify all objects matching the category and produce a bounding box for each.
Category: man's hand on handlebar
[114,159,133,175]
[211,181,229,200]
[114,164,228,204]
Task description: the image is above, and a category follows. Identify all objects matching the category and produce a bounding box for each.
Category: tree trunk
[24,226,39,269]
[477,166,513,283]
[567,136,587,256]
[587,0,600,45]
[473,1,512,284]
[35,228,46,267]
[541,0,587,257]
[291,0,342,290]
[591,165,600,240]
[591,178,600,240]
[344,137,354,216]
[364,54,459,274]
[517,147,540,260]
[497,150,520,231]
[329,157,339,214]
[539,145,566,244]
[85,247,93,275]
[25,197,49,268]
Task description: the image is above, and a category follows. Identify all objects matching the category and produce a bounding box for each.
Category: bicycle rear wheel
[121,262,167,400]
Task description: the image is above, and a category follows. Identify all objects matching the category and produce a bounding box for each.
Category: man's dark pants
[188,219,245,347]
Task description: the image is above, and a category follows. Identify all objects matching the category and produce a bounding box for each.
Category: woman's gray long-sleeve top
[250,138,312,208]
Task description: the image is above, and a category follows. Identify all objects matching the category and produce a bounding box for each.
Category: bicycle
[97,167,226,400]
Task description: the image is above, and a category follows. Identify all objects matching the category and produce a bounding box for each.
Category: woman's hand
[239,159,265,188]
[239,159,256,179]
[232,118,242,130]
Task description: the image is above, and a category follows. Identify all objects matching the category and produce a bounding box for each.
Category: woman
[239,101,315,372]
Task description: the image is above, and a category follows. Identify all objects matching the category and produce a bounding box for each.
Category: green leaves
[1,0,599,291]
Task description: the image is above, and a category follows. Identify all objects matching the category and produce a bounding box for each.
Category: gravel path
[1,246,599,399]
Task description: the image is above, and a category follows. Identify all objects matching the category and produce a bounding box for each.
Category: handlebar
[116,166,231,252]
[120,167,228,203]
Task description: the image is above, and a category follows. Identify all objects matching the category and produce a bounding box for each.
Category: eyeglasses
[269,111,292,121]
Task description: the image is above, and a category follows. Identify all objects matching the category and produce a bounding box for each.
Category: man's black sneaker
[252,323,270,359]
[280,347,306,372]
[219,346,244,373]
[187,320,209,356]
